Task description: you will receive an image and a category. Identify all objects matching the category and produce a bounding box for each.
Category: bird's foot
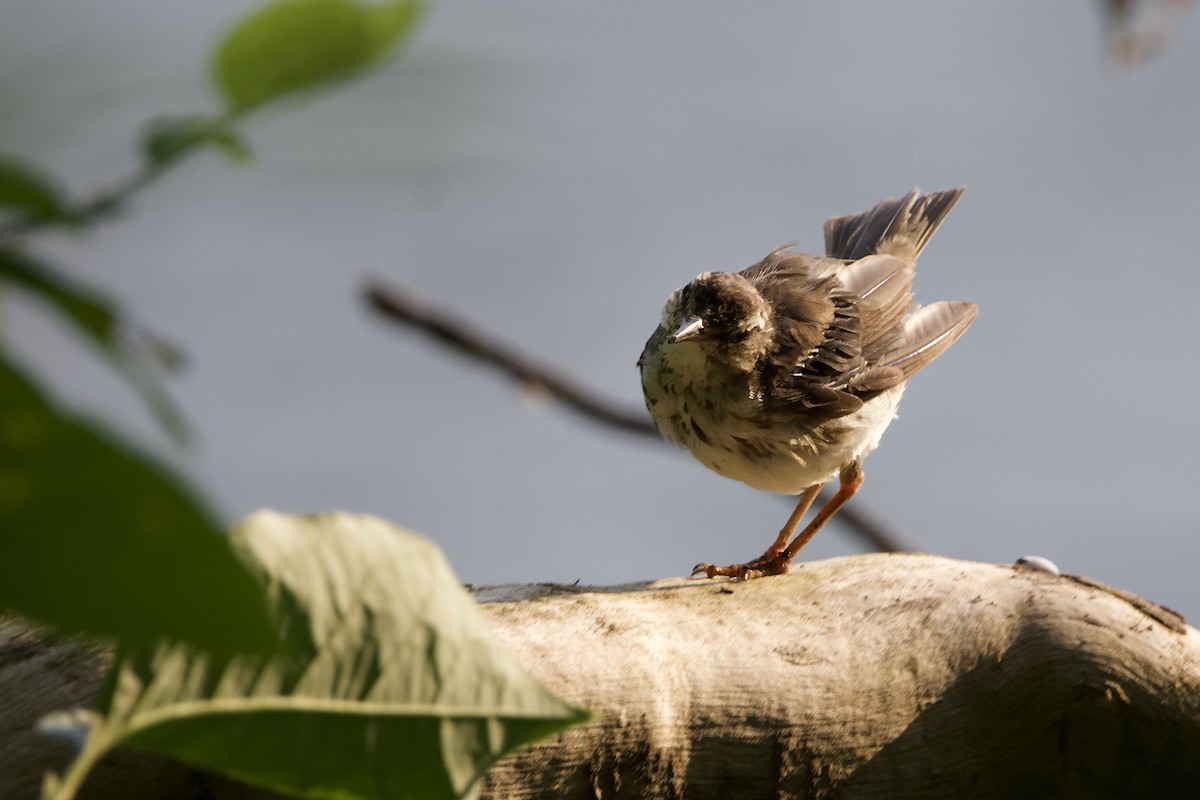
[691,552,791,580]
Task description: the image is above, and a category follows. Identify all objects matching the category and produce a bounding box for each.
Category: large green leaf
[213,0,425,112]
[64,512,586,800]
[0,353,275,654]
[0,250,189,442]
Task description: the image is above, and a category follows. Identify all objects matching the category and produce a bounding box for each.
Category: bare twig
[365,280,659,436]
[831,497,912,553]
[363,279,913,554]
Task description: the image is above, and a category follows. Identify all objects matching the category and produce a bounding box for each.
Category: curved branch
[364,280,659,436]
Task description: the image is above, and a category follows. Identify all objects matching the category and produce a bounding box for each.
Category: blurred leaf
[68,512,587,800]
[1,251,114,342]
[0,250,189,443]
[0,353,276,655]
[0,155,72,224]
[142,116,253,165]
[213,0,425,112]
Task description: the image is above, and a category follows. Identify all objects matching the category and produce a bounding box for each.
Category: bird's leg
[780,459,864,561]
[691,482,823,579]
[767,482,825,558]
[691,460,865,580]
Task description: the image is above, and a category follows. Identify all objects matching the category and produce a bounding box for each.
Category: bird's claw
[690,562,763,580]
[691,555,789,580]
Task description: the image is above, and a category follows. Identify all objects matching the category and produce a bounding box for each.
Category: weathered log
[475,553,1200,799]
[2,553,1197,799]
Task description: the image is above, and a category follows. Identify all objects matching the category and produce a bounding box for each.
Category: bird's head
[664,272,770,342]
[658,272,773,370]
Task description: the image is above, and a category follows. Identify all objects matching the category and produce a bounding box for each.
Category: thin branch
[363,279,913,554]
[365,280,659,436]
[831,496,913,553]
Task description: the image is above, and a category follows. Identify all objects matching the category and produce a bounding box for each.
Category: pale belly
[647,381,906,495]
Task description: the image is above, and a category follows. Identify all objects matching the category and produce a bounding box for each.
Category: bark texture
[475,553,1200,799]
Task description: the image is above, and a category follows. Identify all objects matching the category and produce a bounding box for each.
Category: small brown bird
[638,188,977,578]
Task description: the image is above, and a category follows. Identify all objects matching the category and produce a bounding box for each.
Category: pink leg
[692,460,864,579]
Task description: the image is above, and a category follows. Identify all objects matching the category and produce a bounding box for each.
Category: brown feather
[835,254,914,362]
[759,188,973,409]
[641,188,975,430]
[742,252,841,375]
[824,187,965,262]
[881,300,979,380]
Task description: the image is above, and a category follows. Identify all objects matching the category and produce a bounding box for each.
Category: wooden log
[2,553,1197,799]
[475,553,1200,799]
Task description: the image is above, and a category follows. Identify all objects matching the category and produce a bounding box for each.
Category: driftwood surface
[475,553,1200,799]
[2,553,1198,799]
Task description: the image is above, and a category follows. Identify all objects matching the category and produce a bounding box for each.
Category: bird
[638,187,977,579]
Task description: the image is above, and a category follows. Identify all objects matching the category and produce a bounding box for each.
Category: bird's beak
[667,316,706,343]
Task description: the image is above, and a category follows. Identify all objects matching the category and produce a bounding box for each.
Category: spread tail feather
[824,187,965,262]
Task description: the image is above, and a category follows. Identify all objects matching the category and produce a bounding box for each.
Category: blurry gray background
[4,2,1199,613]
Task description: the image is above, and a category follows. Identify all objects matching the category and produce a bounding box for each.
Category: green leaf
[81,512,587,800]
[1,252,114,342]
[213,0,425,112]
[0,155,72,224]
[0,353,276,655]
[0,250,189,443]
[142,116,253,166]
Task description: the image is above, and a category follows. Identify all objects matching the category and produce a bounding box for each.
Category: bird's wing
[741,211,975,420]
[835,254,915,360]
[743,251,870,417]
[817,256,976,389]
[877,300,978,381]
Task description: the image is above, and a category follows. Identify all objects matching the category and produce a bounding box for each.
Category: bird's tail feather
[824,187,964,262]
